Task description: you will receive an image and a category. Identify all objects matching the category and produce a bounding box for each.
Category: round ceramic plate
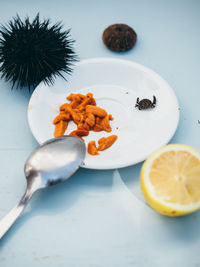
[28,58,179,169]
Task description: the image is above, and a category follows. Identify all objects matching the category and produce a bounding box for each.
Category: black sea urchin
[0,14,77,89]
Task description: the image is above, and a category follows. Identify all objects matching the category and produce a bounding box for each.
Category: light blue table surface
[0,0,200,266]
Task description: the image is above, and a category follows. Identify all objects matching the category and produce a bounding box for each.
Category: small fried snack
[53,92,118,156]
[98,135,118,151]
[54,121,68,138]
[87,141,99,156]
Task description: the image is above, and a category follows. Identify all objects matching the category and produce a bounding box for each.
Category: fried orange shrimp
[53,92,117,155]
[54,121,68,137]
[85,105,107,118]
[87,141,99,156]
[97,135,118,151]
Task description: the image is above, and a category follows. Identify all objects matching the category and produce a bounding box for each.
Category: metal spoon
[0,136,86,239]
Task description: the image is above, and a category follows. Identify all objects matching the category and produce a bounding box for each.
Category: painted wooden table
[0,0,200,266]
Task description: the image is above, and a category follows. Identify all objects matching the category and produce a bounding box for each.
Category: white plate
[27,58,179,169]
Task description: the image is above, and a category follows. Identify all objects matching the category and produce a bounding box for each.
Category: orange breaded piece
[86,105,107,117]
[69,129,89,138]
[91,117,104,131]
[96,117,101,124]
[66,93,75,101]
[53,93,116,155]
[100,115,112,132]
[53,112,71,124]
[97,135,118,151]
[87,141,99,156]
[85,112,95,127]
[71,111,82,125]
[70,95,83,108]
[60,103,70,111]
[66,93,85,102]
[109,114,114,120]
[98,137,107,144]
[54,120,68,137]
[90,98,96,106]
[77,93,94,111]
[77,122,90,131]
[65,106,83,125]
[92,124,104,132]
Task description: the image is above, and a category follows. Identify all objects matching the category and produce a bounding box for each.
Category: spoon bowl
[0,136,86,239]
[25,136,86,188]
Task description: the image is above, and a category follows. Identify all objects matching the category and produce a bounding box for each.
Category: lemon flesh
[140,144,200,216]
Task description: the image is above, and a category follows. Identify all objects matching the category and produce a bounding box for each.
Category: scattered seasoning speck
[126,92,129,94]
[116,127,119,130]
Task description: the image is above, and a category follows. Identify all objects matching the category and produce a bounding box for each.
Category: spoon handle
[0,185,36,239]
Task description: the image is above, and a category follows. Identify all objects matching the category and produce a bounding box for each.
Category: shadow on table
[118,162,144,202]
[0,168,114,245]
[119,164,200,245]
[157,210,200,243]
[1,165,200,247]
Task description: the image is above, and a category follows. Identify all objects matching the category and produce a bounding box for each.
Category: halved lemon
[140,144,200,216]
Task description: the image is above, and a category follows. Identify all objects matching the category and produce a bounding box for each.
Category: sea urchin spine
[0,14,77,89]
